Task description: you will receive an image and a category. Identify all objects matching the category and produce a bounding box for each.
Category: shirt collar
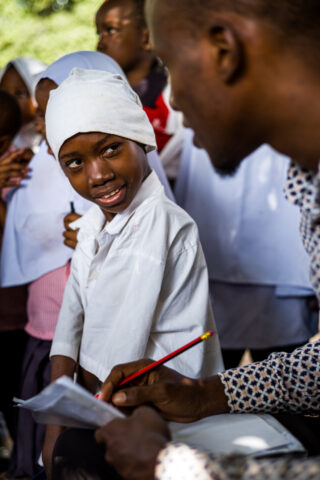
[284,160,320,220]
[73,170,164,238]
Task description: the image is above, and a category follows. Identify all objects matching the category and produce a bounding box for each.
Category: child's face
[0,66,35,125]
[59,132,150,221]
[96,0,148,74]
[35,78,57,153]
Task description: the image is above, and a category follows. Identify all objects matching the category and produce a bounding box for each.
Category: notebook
[169,413,305,457]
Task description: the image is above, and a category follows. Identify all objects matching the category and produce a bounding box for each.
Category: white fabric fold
[0,56,47,100]
[38,50,123,86]
[46,67,157,159]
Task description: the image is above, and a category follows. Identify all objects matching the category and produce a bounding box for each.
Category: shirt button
[89,271,98,281]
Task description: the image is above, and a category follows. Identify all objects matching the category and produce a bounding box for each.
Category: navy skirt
[6,335,51,478]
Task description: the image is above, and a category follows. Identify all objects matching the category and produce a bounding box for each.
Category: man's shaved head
[145,0,320,171]
[147,0,320,54]
[154,0,320,34]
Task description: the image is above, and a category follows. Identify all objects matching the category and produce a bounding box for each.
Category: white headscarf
[0,52,126,287]
[46,67,156,160]
[0,51,168,287]
[0,57,47,150]
[38,50,124,86]
[0,56,47,100]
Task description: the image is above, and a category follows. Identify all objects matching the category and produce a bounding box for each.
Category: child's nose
[87,159,114,188]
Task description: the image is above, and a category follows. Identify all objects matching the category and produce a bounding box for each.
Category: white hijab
[46,67,156,159]
[0,56,47,100]
[175,130,312,291]
[0,57,47,150]
[1,51,172,287]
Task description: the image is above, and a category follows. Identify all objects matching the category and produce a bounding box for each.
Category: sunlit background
[0,0,101,67]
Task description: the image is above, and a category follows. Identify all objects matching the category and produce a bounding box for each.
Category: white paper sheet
[15,377,305,458]
[14,375,124,428]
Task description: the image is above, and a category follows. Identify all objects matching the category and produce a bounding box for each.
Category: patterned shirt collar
[285,160,320,219]
[284,160,320,301]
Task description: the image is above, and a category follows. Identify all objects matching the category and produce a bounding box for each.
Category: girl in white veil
[0,56,46,152]
[2,50,172,479]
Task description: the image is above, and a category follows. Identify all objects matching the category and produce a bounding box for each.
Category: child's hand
[63,212,81,249]
[0,148,33,189]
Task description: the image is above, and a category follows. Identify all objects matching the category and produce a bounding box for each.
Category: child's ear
[207,21,244,84]
[141,27,151,51]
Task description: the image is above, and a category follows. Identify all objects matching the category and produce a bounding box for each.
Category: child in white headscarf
[1,50,174,479]
[0,56,46,152]
[42,67,223,471]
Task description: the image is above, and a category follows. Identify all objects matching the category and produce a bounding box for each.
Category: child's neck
[125,54,155,88]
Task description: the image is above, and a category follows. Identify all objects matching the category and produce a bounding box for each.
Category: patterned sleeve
[155,443,320,480]
[218,341,320,413]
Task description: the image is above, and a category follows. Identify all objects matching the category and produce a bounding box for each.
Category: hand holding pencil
[99,331,229,422]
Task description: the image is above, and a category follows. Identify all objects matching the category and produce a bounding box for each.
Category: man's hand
[0,148,33,189]
[100,359,229,422]
[95,406,170,480]
[63,212,81,249]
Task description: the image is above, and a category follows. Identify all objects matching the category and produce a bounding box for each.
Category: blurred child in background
[0,90,31,458]
[1,50,172,479]
[0,57,46,152]
[96,0,184,183]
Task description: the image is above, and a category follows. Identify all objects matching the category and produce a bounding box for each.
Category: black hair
[165,0,320,42]
[99,0,146,29]
[0,89,22,138]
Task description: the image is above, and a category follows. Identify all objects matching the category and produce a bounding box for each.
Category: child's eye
[65,158,83,170]
[101,143,121,157]
[105,26,118,36]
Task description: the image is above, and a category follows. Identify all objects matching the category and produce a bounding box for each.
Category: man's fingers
[100,371,126,402]
[112,384,160,408]
[100,359,155,402]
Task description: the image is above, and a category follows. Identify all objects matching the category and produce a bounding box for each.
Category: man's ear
[207,22,244,83]
[141,27,151,51]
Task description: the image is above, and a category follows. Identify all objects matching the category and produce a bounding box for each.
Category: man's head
[146,0,320,174]
[0,89,22,156]
[96,0,151,77]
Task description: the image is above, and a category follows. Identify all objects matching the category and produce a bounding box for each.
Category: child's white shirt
[50,171,223,381]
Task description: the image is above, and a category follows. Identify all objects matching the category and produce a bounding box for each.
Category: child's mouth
[96,185,126,206]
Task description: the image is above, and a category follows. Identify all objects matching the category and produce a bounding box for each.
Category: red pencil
[118,330,214,387]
